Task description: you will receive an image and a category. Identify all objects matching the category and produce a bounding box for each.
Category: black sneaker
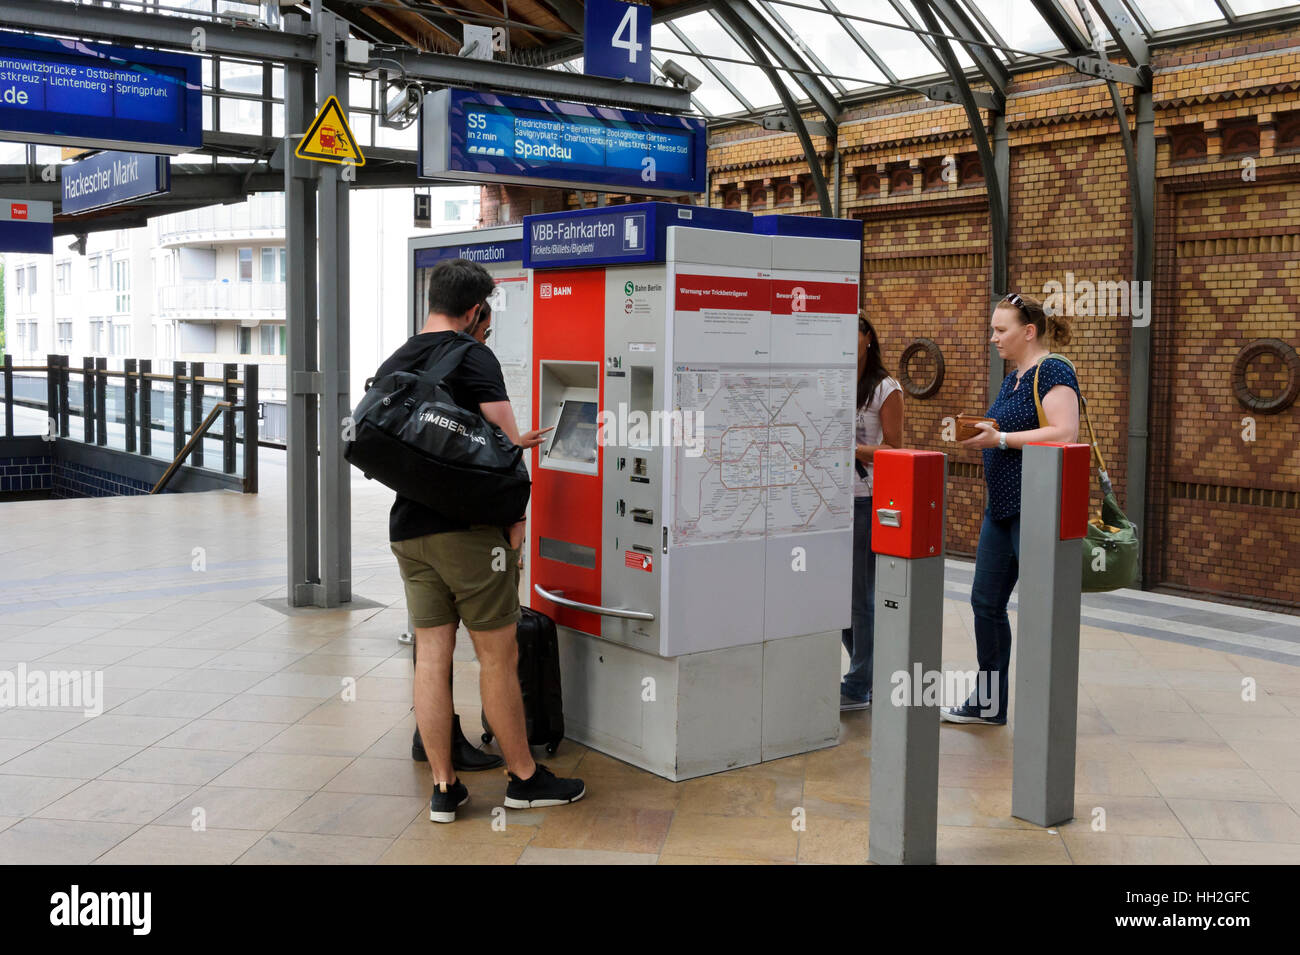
[429,778,469,823]
[940,704,1006,726]
[503,764,585,809]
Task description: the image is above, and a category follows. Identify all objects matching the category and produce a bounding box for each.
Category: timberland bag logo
[50,885,151,935]
[418,410,486,445]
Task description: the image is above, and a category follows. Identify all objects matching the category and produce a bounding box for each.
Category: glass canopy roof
[614,0,1300,120]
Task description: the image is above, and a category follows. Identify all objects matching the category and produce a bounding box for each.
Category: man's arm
[480,400,551,551]
[480,400,551,449]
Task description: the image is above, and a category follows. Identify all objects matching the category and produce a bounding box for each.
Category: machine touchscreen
[544,399,599,467]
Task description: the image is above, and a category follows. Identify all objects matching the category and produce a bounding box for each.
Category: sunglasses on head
[1004,292,1029,317]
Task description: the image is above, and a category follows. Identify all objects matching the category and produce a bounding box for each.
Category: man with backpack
[379,258,585,823]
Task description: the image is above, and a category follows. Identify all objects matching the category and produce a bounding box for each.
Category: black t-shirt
[373,331,512,542]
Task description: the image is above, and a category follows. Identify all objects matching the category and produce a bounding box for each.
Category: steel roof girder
[922,0,1010,95]
[714,0,842,123]
[923,84,1001,112]
[1068,55,1151,86]
[1088,0,1150,66]
[1026,0,1092,53]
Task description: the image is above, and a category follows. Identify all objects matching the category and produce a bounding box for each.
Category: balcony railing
[156,195,285,245]
[156,281,286,318]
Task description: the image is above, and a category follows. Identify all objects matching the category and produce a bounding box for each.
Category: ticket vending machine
[525,202,863,780]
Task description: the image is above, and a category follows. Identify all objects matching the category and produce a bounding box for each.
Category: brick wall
[701,25,1300,607]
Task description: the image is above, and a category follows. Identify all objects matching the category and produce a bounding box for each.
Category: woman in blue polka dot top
[943,292,1080,726]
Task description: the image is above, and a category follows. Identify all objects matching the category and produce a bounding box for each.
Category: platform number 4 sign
[585,0,651,84]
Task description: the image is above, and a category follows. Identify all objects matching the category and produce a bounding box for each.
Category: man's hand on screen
[517,426,553,449]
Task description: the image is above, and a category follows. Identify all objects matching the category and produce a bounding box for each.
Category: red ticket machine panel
[872,450,946,559]
[530,269,606,637]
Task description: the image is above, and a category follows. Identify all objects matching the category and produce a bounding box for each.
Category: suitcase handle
[533,585,656,622]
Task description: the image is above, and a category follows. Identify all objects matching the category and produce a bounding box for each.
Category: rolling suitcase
[481,607,565,755]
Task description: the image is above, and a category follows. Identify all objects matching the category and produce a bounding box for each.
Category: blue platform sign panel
[0,30,202,155]
[413,238,524,269]
[0,199,53,254]
[585,0,652,84]
[61,152,171,215]
[524,202,753,269]
[752,214,865,241]
[420,89,707,197]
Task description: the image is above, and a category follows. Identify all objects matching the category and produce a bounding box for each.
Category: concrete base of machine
[556,626,841,781]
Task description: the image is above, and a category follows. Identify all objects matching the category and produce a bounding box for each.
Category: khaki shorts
[390,526,521,632]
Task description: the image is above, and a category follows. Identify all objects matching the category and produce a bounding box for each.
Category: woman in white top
[842,313,904,710]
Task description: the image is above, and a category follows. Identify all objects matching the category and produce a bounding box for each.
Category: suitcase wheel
[545,742,559,756]
[481,732,493,745]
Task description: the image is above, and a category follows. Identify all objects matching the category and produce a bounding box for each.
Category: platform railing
[1,354,259,493]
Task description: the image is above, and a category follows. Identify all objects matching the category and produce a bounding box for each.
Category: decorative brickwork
[699,25,1300,605]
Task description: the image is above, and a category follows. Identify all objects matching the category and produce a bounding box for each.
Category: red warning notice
[10,204,27,220]
[674,274,770,311]
[770,279,859,315]
[624,550,653,572]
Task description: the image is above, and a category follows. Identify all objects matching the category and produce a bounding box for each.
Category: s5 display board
[420,88,706,196]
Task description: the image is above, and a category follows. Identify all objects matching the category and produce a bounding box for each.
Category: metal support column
[989,113,1010,396]
[223,362,238,475]
[124,358,137,454]
[58,356,69,437]
[82,357,94,444]
[94,357,107,447]
[285,8,320,606]
[2,354,12,438]
[1127,91,1155,581]
[316,6,352,605]
[172,360,186,458]
[1013,443,1088,827]
[45,354,57,438]
[139,359,152,456]
[242,364,259,494]
[190,361,204,467]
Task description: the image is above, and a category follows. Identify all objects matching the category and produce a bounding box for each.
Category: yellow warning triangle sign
[295,95,365,165]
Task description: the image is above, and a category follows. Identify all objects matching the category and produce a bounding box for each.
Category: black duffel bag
[344,333,530,526]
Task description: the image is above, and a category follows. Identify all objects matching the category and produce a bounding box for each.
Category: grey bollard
[869,450,946,865]
[1012,442,1090,827]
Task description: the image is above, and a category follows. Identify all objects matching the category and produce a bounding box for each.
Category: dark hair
[999,292,1072,347]
[427,259,495,319]
[857,312,891,410]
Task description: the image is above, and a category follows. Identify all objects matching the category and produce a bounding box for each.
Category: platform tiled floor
[2,453,1299,864]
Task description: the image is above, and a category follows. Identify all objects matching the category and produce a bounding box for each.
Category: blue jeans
[969,510,1021,720]
[841,496,875,700]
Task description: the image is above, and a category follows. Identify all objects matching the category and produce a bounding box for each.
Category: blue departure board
[421,89,705,196]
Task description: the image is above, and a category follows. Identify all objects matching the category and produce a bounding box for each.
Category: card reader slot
[631,507,654,525]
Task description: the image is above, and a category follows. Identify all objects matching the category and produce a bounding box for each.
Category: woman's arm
[855,389,904,462]
[959,384,1080,449]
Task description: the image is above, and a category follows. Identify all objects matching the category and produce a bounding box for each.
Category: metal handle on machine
[533,585,656,622]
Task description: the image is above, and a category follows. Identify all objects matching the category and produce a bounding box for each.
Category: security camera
[660,59,702,93]
[383,85,422,128]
